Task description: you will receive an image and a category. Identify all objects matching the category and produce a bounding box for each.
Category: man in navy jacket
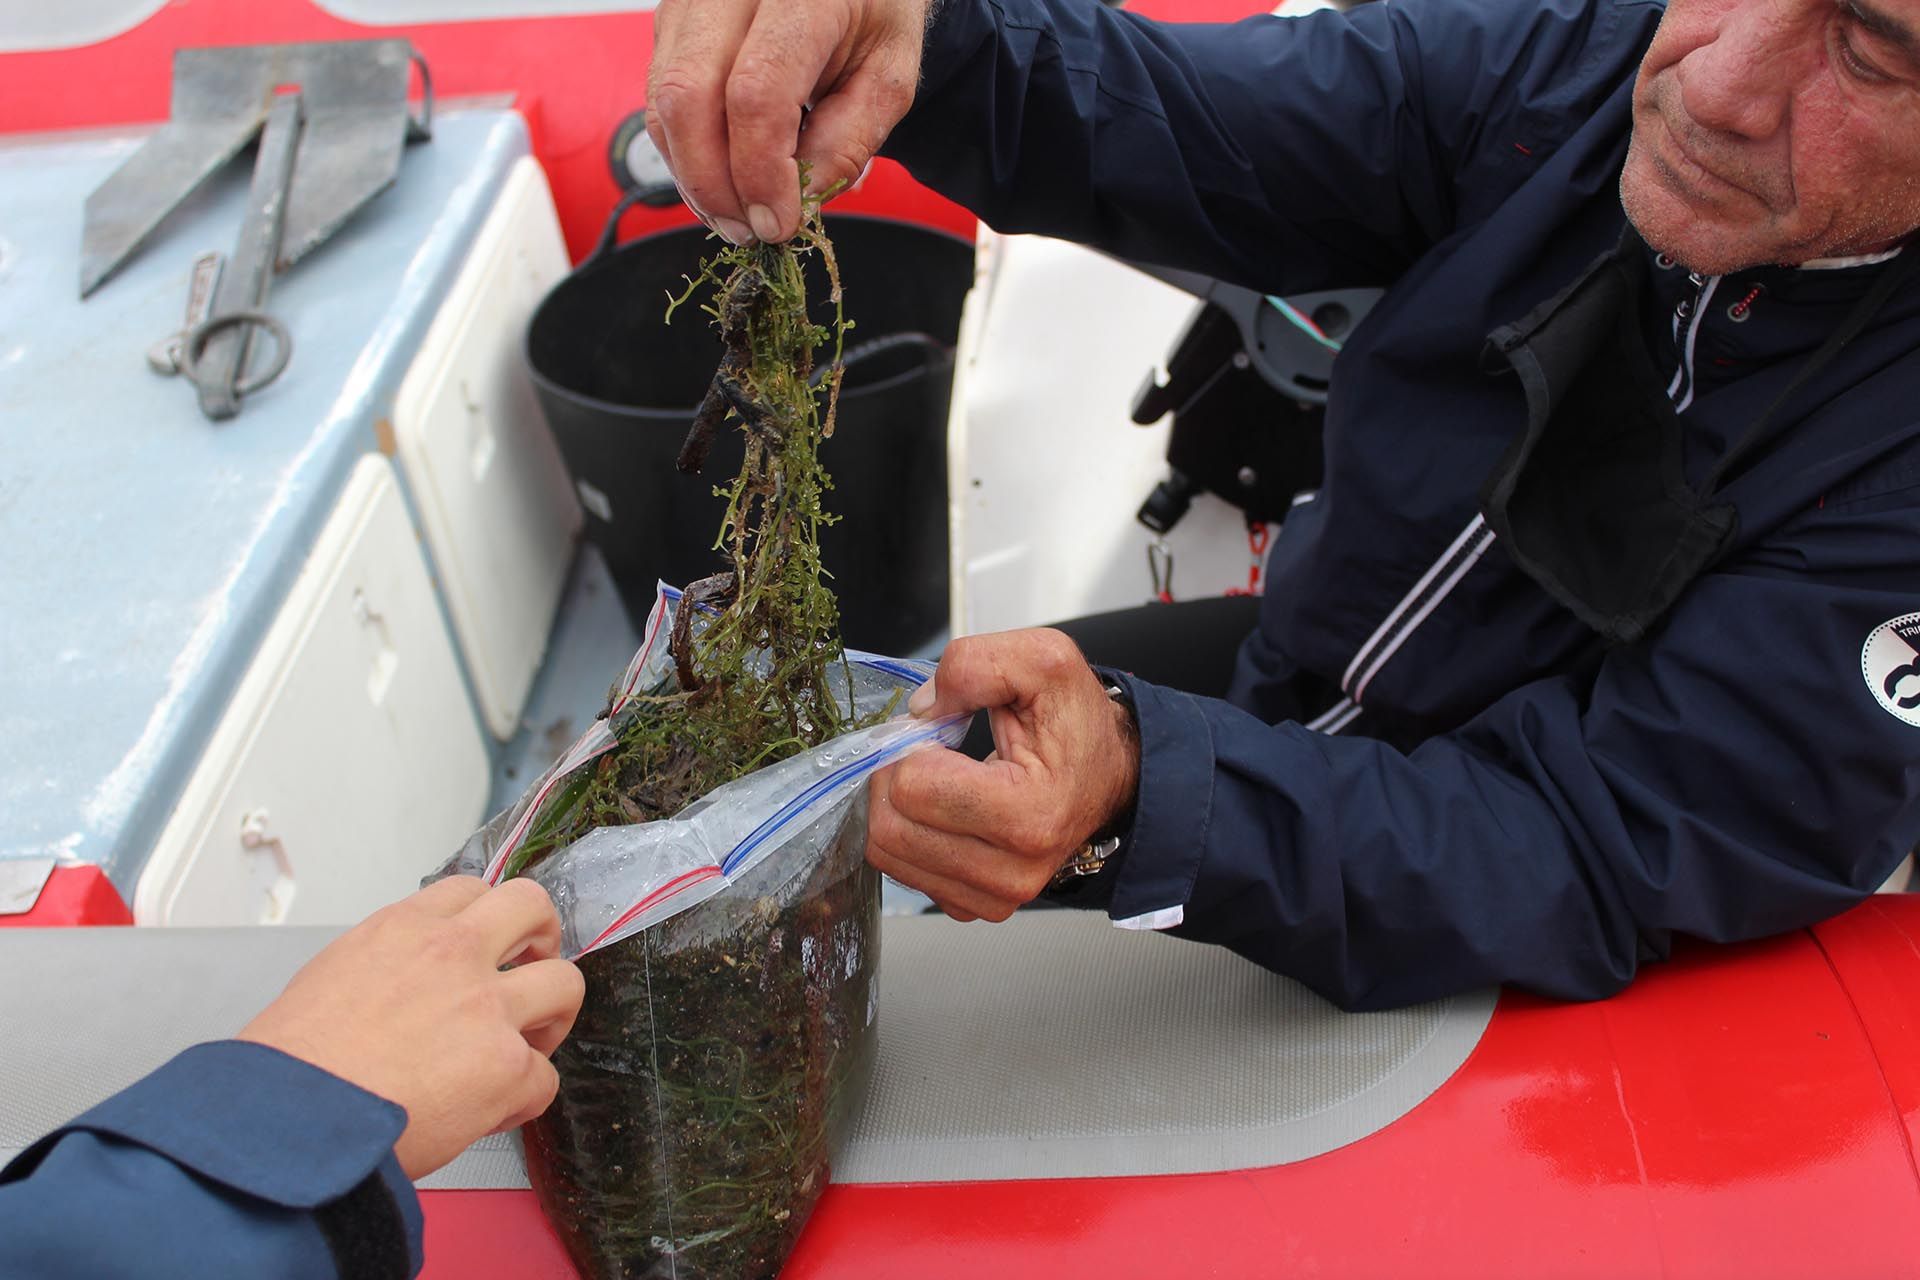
[649,0,1920,1009]
[0,877,583,1278]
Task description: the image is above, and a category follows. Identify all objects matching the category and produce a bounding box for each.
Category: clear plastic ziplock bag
[433,582,965,1280]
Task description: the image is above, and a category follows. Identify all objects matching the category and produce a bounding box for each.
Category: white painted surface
[136,457,489,927]
[394,156,582,739]
[0,859,55,916]
[0,112,527,885]
[949,231,1267,635]
[0,0,166,53]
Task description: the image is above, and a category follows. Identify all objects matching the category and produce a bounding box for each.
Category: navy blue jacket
[0,1042,424,1278]
[884,0,1920,1006]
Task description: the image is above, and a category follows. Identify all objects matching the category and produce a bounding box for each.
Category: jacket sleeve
[1095,497,1920,1009]
[0,1041,422,1280]
[882,0,1641,294]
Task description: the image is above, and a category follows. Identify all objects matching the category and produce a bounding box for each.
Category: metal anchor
[82,40,432,419]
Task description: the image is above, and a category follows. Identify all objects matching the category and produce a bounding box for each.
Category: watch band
[1050,834,1123,888]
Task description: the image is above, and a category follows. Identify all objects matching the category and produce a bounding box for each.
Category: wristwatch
[1047,680,1135,892]
[1050,833,1123,888]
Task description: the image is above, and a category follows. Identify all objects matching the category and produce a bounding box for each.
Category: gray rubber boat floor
[0,913,1494,1188]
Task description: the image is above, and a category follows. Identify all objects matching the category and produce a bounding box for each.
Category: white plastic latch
[352,587,400,707]
[239,808,298,924]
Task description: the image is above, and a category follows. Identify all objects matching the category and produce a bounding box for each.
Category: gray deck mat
[0,915,1493,1187]
[841,913,1493,1181]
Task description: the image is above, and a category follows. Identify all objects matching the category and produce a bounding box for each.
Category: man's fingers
[874,789,1056,907]
[500,959,587,1056]
[922,630,1092,720]
[920,638,1020,718]
[985,702,1043,766]
[502,929,563,968]
[725,3,845,240]
[886,746,1045,846]
[521,1014,576,1061]
[649,0,760,235]
[644,0,685,208]
[870,766,1054,914]
[867,837,1020,921]
[493,1051,562,1135]
[458,877,565,967]
[644,110,676,200]
[409,875,491,918]
[651,0,682,46]
[794,55,918,202]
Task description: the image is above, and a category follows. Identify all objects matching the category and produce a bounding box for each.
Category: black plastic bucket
[527,201,975,655]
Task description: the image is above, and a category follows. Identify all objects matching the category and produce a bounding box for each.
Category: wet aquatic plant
[512,182,887,1280]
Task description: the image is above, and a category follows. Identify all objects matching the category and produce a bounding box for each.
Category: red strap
[1243,521,1272,595]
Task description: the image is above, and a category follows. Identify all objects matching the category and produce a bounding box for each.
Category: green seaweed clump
[513,185,887,1280]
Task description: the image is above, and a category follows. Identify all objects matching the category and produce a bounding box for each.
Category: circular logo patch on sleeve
[1864,613,1920,728]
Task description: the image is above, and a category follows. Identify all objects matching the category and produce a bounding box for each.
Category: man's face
[1621,0,1920,273]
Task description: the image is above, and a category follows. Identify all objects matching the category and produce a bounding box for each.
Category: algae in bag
[438,193,964,1278]
[534,815,876,1280]
[449,587,961,1280]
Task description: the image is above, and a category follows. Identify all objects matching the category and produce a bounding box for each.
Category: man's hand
[647,0,935,245]
[867,630,1140,922]
[237,877,585,1180]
